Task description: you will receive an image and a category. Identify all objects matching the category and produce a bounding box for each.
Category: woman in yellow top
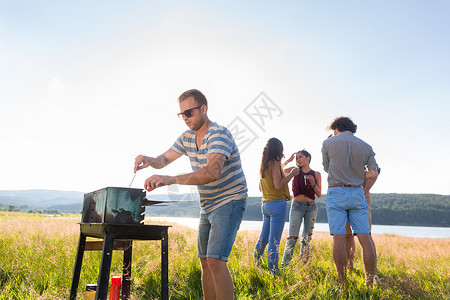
[253,138,299,274]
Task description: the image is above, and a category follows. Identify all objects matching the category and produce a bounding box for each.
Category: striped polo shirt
[170,122,248,213]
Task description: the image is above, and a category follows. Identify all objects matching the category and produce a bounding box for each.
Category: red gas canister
[109,276,121,300]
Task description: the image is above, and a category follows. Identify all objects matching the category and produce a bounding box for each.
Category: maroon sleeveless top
[292,169,316,200]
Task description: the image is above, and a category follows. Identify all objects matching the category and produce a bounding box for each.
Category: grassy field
[0,212,449,299]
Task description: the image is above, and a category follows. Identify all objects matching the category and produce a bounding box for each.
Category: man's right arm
[364,147,379,193]
[364,169,379,194]
[134,149,182,172]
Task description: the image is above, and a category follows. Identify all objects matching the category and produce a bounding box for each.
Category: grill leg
[95,232,115,300]
[70,233,86,300]
[161,230,169,300]
[122,241,132,300]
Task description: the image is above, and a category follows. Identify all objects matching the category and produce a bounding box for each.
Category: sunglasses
[177,105,203,119]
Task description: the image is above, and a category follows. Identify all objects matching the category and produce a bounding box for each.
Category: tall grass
[0,212,449,299]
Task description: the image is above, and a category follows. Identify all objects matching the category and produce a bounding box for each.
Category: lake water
[147,216,450,239]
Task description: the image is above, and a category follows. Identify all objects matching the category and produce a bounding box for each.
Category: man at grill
[134,89,247,300]
[321,116,379,286]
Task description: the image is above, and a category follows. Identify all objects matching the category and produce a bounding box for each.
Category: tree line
[0,204,70,215]
[2,193,449,227]
[146,193,450,227]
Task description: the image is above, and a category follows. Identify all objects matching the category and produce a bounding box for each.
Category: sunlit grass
[0,212,449,299]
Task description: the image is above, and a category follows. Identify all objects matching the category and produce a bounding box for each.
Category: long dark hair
[260,138,284,178]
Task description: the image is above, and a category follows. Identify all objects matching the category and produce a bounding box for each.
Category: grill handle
[141,198,195,207]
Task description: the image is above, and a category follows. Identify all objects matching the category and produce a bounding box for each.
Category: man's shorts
[366,192,372,229]
[326,186,370,235]
[197,199,246,261]
[346,191,372,234]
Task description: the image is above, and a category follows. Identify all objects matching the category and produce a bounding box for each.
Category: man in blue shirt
[322,116,378,286]
[134,89,247,299]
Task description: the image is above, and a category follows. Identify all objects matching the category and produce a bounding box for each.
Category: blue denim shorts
[326,187,369,235]
[197,199,246,261]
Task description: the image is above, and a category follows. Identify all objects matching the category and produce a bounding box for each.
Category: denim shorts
[197,199,246,261]
[326,186,369,235]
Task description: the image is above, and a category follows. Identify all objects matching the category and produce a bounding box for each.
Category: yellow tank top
[260,167,291,202]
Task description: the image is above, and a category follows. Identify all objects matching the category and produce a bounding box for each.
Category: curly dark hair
[328,116,357,133]
[260,138,284,178]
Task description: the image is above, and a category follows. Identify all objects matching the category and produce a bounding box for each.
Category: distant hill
[0,189,190,211]
[0,190,84,210]
[1,190,449,227]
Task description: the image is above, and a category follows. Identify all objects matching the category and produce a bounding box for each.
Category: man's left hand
[144,175,174,192]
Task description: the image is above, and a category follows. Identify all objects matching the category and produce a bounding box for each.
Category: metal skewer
[128,173,137,188]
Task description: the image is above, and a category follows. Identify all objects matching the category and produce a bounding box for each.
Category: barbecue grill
[80,186,168,224]
[70,187,172,300]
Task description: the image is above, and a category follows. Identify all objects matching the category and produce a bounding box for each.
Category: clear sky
[1,1,449,196]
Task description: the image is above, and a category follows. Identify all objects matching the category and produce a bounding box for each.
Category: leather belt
[328,185,362,188]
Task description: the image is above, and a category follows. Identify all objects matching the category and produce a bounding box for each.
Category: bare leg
[356,234,375,286]
[203,257,234,300]
[369,235,378,276]
[345,222,355,270]
[366,192,378,278]
[200,258,216,300]
[332,234,347,284]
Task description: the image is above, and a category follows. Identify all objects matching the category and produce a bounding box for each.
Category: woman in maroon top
[282,150,322,266]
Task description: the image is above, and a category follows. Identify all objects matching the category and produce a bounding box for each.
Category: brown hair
[260,138,284,178]
[178,89,208,107]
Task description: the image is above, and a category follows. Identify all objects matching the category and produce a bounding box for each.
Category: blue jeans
[253,198,287,273]
[198,199,246,261]
[282,201,317,266]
